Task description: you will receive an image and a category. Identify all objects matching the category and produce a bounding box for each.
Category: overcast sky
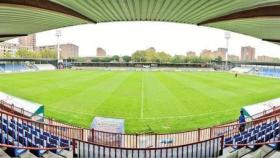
[10,22,280,57]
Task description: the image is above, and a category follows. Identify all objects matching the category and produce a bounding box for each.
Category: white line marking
[47,105,238,120]
[141,74,144,119]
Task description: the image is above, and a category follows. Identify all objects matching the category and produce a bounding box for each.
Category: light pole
[224,32,231,69]
[56,30,62,63]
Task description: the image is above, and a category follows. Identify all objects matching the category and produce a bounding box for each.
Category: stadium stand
[230,67,254,74]
[0,98,280,158]
[0,111,73,157]
[33,64,56,71]
[0,64,56,73]
[0,66,4,72]
[73,66,215,72]
[2,64,28,73]
[256,66,280,78]
[216,113,280,158]
[232,65,280,78]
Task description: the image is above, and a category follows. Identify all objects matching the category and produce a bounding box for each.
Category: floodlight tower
[56,30,62,62]
[224,32,231,69]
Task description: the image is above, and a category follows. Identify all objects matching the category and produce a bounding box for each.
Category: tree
[157,52,172,63]
[16,49,33,58]
[0,52,12,58]
[91,57,100,62]
[132,50,146,62]
[40,49,56,59]
[171,55,185,63]
[91,57,113,62]
[144,50,157,62]
[112,55,120,62]
[122,56,131,62]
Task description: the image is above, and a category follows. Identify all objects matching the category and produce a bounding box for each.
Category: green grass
[0,70,280,133]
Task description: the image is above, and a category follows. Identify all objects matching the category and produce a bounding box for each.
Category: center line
[140,74,144,119]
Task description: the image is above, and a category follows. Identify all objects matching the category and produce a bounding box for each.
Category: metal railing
[212,112,280,139]
[0,100,279,148]
[0,109,84,143]
[73,136,224,158]
[0,100,280,157]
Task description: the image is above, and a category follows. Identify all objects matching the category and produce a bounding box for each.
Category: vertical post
[11,104,14,114]
[136,134,138,148]
[81,129,84,141]
[56,30,61,62]
[224,32,231,70]
[155,134,157,148]
[21,108,24,115]
[219,135,224,156]
[198,128,201,142]
[72,139,76,157]
[92,128,95,143]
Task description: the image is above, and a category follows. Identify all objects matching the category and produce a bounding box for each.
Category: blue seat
[31,149,46,157]
[8,128,16,138]
[233,134,240,139]
[234,136,242,142]
[1,124,7,132]
[27,125,33,129]
[244,133,251,139]
[249,128,254,133]
[253,137,264,150]
[31,130,38,137]
[39,134,48,141]
[274,128,280,135]
[3,119,8,125]
[225,139,233,145]
[10,123,15,129]
[259,130,265,136]
[260,126,266,131]
[35,137,45,147]
[241,131,248,136]
[7,142,27,157]
[60,138,69,145]
[253,129,259,134]
[47,143,62,154]
[236,141,244,149]
[273,136,280,150]
[248,136,255,142]
[43,132,50,137]
[265,133,271,141]
[35,128,41,133]
[0,133,7,144]
[19,135,29,146]
[51,135,59,141]
[18,128,24,134]
[25,132,33,141]
[49,138,58,145]
[17,123,22,128]
[23,125,29,131]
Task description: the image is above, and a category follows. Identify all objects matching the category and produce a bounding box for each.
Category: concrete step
[220,147,251,158]
[0,148,11,158]
[19,150,38,158]
[267,151,280,158]
[42,151,64,158]
[58,150,73,158]
[242,145,273,158]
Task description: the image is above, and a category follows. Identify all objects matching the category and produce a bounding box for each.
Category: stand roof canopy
[1,0,280,44]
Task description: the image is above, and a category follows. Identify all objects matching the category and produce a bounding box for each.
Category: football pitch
[1,70,280,133]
